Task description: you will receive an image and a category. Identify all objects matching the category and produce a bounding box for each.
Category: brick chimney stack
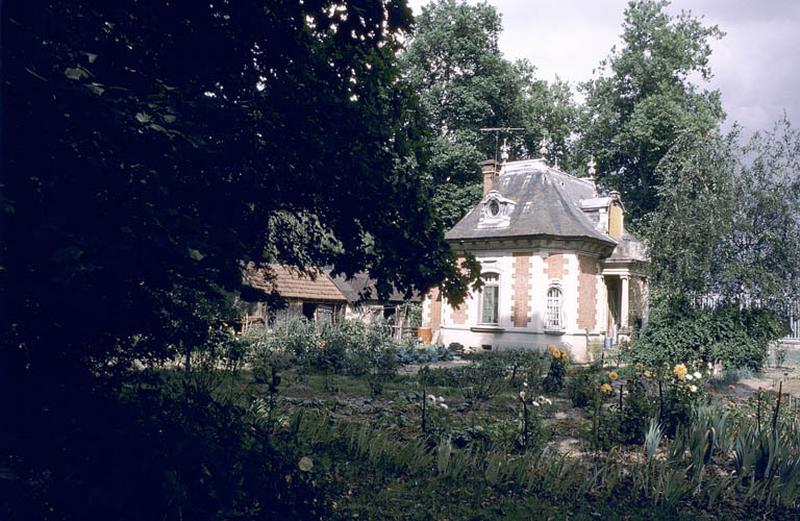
[481,159,499,196]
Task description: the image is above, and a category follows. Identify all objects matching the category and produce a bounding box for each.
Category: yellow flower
[643,370,653,379]
[635,363,644,372]
[672,363,688,381]
[559,350,569,362]
[547,345,560,358]
[608,371,619,382]
[600,383,613,394]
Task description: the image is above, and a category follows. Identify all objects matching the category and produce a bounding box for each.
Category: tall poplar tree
[580,0,725,222]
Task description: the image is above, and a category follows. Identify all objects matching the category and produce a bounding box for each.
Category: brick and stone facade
[421,158,649,361]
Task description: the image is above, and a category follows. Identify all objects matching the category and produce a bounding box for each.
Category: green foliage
[402,0,579,228]
[542,349,568,393]
[619,379,658,444]
[630,303,785,370]
[3,0,479,390]
[248,318,406,381]
[5,373,331,520]
[580,0,725,220]
[644,119,800,332]
[567,369,595,408]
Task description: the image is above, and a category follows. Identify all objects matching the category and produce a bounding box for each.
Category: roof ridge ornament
[538,136,550,163]
[500,137,510,164]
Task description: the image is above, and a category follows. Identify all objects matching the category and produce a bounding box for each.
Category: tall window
[480,273,499,324]
[546,286,563,330]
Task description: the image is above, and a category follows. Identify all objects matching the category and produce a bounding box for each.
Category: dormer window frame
[478,190,516,229]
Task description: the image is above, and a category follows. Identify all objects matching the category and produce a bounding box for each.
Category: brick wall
[546,252,566,279]
[577,255,598,330]
[511,252,531,327]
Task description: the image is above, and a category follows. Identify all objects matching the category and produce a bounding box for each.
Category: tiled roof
[245,264,347,302]
[327,270,421,303]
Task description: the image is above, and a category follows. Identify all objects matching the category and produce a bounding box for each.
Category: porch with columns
[602,270,644,344]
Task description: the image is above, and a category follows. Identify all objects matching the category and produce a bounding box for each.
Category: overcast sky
[408,0,800,135]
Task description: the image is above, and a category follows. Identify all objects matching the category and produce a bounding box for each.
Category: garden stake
[420,365,429,435]
[756,390,762,432]
[520,395,529,451]
[771,380,783,435]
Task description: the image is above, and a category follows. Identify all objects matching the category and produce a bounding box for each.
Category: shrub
[567,370,594,408]
[542,345,568,393]
[462,356,507,401]
[617,378,657,444]
[630,303,785,371]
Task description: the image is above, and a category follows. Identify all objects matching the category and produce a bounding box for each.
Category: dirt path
[730,367,800,398]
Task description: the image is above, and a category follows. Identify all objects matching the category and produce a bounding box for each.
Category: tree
[634,120,800,369]
[2,1,484,517]
[1,0,477,380]
[401,0,578,228]
[645,120,800,308]
[579,0,725,222]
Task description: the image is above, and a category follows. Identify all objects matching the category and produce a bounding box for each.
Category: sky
[407,0,800,135]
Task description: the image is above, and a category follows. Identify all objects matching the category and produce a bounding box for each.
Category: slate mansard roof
[445,159,618,248]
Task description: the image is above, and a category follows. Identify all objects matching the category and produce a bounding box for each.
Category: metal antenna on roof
[479,127,525,163]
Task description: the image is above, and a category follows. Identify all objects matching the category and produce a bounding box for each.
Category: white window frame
[545,284,564,331]
[479,272,500,325]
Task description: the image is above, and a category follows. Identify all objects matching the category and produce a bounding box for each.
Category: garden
[159,318,800,520]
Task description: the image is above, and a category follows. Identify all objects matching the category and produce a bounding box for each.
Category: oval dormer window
[488,200,500,216]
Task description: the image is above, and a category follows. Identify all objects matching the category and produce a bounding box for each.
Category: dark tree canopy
[1,0,477,380]
[579,0,725,222]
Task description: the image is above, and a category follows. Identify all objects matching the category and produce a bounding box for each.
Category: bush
[246,318,405,378]
[542,346,568,393]
[617,378,657,444]
[630,303,785,371]
[567,370,594,408]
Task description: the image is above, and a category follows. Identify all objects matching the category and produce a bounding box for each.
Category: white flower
[693,371,702,380]
[298,456,314,472]
[538,395,552,405]
[519,391,527,400]
[531,400,540,407]
[686,373,694,381]
[428,395,436,402]
[689,384,698,393]
[439,403,449,410]
[523,382,528,388]
[707,362,713,370]
[437,396,445,403]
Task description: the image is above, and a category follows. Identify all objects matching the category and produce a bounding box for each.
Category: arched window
[480,273,499,324]
[546,286,563,330]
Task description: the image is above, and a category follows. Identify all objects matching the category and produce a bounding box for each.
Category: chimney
[481,159,499,196]
[608,190,624,239]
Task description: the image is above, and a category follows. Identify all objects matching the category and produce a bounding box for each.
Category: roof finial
[500,137,510,163]
[587,157,597,178]
[538,136,549,162]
